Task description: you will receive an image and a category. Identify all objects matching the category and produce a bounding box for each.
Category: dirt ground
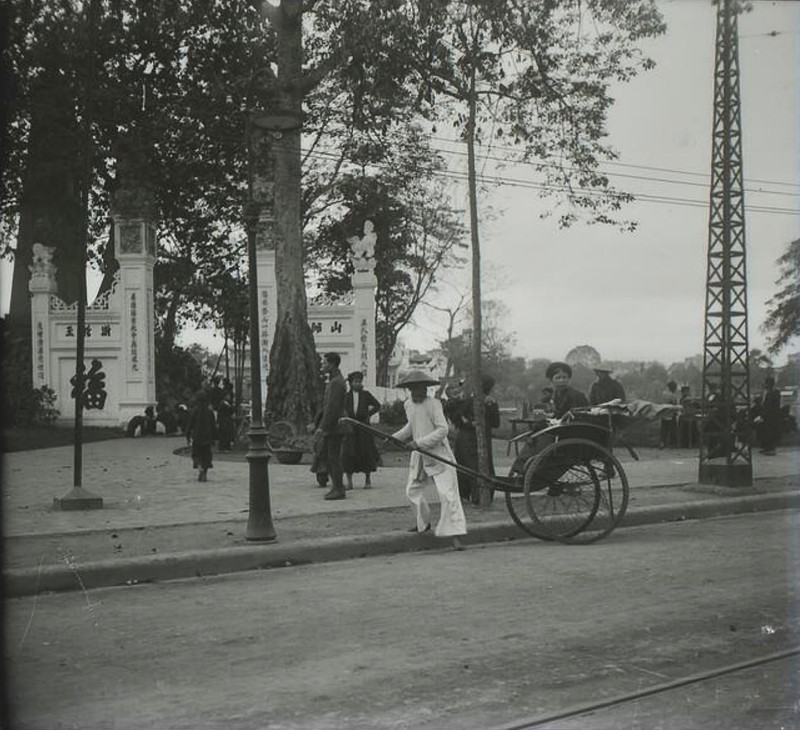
[5,511,799,730]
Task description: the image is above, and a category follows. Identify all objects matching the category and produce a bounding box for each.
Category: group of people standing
[312,357,484,550]
[311,353,382,500]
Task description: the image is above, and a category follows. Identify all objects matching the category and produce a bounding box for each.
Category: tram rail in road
[490,646,800,730]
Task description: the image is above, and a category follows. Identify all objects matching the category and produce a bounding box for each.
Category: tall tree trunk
[264,0,321,430]
[9,68,83,339]
[466,64,491,508]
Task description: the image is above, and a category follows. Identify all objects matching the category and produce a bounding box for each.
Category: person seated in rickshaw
[510,362,589,477]
[549,361,589,417]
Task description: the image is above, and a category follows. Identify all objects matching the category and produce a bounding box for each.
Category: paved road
[5,510,799,730]
[530,655,800,730]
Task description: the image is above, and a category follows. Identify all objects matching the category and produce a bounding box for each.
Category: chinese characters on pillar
[129,293,139,371]
[36,322,44,381]
[260,290,270,376]
[360,318,369,373]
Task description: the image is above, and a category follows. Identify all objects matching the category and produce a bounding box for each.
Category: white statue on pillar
[29,243,57,292]
[348,219,377,274]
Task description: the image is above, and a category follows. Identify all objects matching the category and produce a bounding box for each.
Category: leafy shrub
[379,399,407,426]
[11,385,61,427]
[155,343,205,409]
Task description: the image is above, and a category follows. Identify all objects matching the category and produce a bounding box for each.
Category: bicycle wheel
[522,438,602,544]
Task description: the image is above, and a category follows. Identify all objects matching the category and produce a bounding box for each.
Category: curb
[5,491,799,598]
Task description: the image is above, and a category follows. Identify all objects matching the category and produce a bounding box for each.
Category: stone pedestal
[353,270,377,390]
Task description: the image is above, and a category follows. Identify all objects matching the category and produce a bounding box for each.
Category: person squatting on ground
[342,371,381,490]
[315,352,348,500]
[186,390,217,482]
[392,370,467,550]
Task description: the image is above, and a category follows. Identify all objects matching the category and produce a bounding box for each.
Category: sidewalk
[3,435,799,596]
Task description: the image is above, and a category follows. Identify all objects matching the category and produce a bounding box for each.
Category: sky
[2,0,798,368]
[401,0,800,366]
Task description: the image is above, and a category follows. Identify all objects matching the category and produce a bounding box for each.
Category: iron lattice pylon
[699,0,752,487]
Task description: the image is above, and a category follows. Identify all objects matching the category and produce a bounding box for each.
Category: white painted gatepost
[30,216,380,425]
[28,210,158,427]
[256,220,378,393]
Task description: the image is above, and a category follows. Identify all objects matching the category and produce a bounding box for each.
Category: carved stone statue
[30,243,57,280]
[348,219,377,273]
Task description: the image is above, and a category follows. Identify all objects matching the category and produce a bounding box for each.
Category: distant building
[386,345,448,388]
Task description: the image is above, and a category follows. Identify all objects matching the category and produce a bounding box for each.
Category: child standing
[392,370,467,550]
[186,390,217,482]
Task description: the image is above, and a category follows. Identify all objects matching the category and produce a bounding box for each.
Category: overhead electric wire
[429,135,800,191]
[300,145,800,217]
[427,142,800,198]
[9,95,799,217]
[16,93,800,193]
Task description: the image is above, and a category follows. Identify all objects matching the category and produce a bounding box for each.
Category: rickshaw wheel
[504,462,556,542]
[523,438,629,544]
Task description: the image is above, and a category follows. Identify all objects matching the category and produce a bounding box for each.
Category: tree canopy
[3,0,668,428]
[763,238,800,356]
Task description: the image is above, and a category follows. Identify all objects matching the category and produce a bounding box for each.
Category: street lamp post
[244,194,276,541]
[243,69,302,541]
[243,73,276,542]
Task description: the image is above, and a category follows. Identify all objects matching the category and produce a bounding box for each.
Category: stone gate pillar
[256,248,277,396]
[256,219,377,388]
[349,220,378,389]
[110,148,158,422]
[28,244,58,389]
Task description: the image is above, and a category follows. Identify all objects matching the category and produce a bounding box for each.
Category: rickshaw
[344,403,633,545]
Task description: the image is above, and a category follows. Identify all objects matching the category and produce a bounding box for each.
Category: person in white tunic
[392,370,467,549]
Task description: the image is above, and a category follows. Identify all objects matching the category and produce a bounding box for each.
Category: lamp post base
[245,423,277,542]
[54,487,104,511]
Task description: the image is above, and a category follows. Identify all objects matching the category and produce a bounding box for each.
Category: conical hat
[396,369,440,388]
